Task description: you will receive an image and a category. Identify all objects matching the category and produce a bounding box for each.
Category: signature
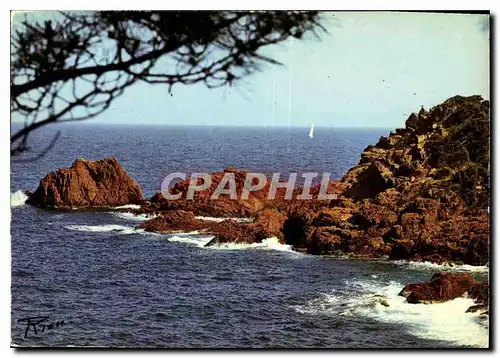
[17,316,65,338]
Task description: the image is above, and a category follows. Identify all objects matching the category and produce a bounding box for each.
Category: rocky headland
[132,95,489,266]
[24,95,490,312]
[26,95,490,264]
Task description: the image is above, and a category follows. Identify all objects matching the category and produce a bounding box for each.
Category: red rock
[136,210,206,233]
[203,208,287,246]
[199,96,489,265]
[368,237,384,251]
[204,220,260,246]
[469,281,489,307]
[156,168,277,217]
[343,161,395,199]
[149,192,170,210]
[399,272,489,313]
[389,239,415,260]
[351,202,398,229]
[307,226,343,254]
[26,157,143,209]
[312,207,353,228]
[253,209,287,243]
[399,272,476,303]
[402,198,440,225]
[405,113,420,131]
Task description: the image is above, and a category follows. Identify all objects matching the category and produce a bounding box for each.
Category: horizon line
[10,121,397,130]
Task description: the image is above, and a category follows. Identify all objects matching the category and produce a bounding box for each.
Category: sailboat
[308,123,314,139]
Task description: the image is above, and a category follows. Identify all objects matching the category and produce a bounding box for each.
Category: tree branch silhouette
[11,11,325,158]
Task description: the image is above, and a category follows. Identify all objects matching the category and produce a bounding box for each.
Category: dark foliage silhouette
[11,10,325,158]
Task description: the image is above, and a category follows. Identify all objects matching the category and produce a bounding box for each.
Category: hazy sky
[12,11,489,128]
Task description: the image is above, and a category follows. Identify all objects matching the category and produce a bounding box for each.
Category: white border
[2,1,497,357]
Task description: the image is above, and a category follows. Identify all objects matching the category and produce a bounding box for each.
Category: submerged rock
[372,294,390,307]
[466,304,488,314]
[26,157,143,209]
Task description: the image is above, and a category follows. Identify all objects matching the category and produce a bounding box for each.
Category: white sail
[308,123,314,138]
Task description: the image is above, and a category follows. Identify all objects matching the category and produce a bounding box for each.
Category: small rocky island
[26,156,143,208]
[25,95,490,313]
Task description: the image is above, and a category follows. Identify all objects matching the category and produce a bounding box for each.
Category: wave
[166,233,296,253]
[65,224,145,235]
[195,216,254,223]
[167,234,214,247]
[109,212,158,222]
[112,204,142,210]
[206,237,295,252]
[292,279,488,348]
[391,260,489,273]
[11,190,28,207]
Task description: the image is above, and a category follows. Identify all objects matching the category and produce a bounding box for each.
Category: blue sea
[10,123,489,348]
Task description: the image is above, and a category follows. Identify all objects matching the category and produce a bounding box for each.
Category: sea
[10,123,489,348]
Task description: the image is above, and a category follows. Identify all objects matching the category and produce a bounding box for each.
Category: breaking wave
[109,212,158,222]
[167,234,214,247]
[11,191,28,207]
[165,233,297,253]
[112,204,142,210]
[391,260,489,273]
[65,224,145,235]
[292,279,488,348]
[206,237,295,252]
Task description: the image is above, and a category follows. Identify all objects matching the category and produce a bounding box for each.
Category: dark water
[10,124,489,348]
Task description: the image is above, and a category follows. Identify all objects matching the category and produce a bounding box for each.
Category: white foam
[392,260,489,273]
[167,235,214,247]
[109,212,158,222]
[292,279,488,348]
[112,204,142,210]
[207,236,295,252]
[195,216,254,223]
[258,237,294,251]
[11,190,28,207]
[65,224,144,235]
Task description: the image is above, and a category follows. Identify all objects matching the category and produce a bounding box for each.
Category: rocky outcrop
[399,272,488,313]
[204,220,261,246]
[143,167,345,218]
[399,272,475,303]
[278,95,490,264]
[135,206,287,247]
[136,210,207,233]
[343,161,395,199]
[252,209,288,242]
[26,157,143,209]
[147,167,271,217]
[204,208,287,246]
[26,96,490,268]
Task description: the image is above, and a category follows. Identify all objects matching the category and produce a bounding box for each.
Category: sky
[12,11,490,128]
